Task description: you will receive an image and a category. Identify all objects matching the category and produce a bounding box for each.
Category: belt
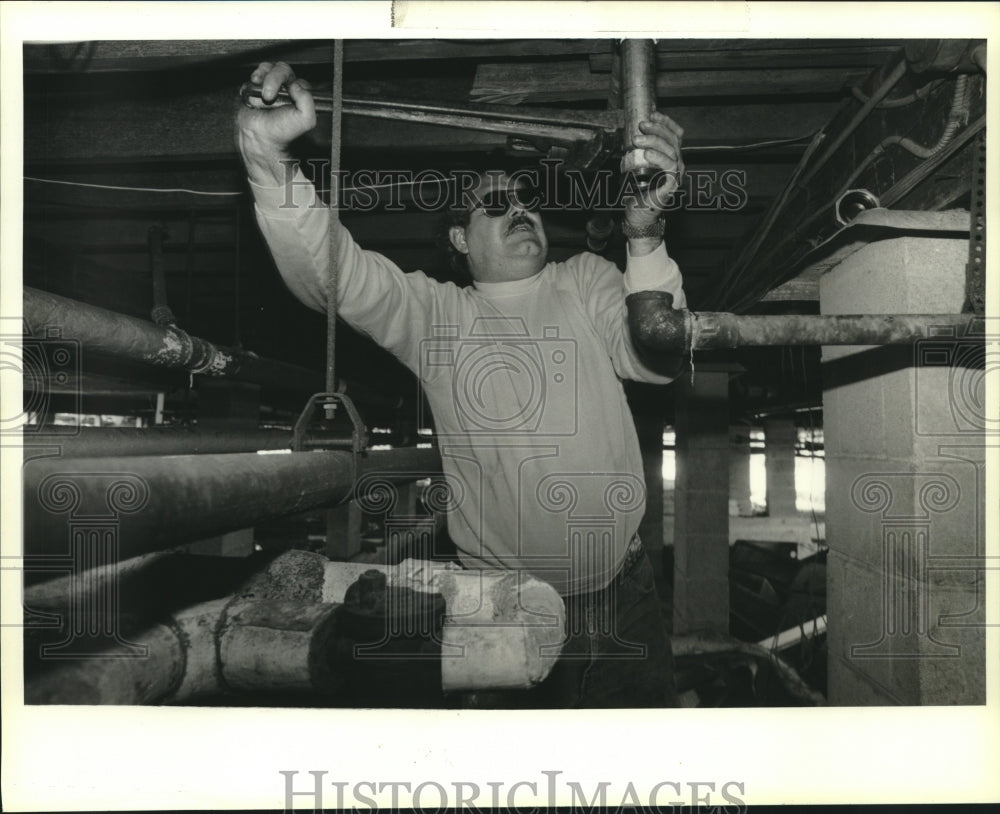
[614,533,645,586]
[566,534,646,603]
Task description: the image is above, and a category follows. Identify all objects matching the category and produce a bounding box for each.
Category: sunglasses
[469,184,541,217]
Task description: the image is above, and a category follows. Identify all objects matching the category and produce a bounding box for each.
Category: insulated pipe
[23,447,443,561]
[25,597,343,704]
[626,291,978,352]
[25,286,324,391]
[245,551,568,692]
[621,39,657,188]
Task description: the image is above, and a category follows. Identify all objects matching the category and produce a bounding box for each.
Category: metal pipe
[29,427,294,457]
[627,291,978,352]
[147,225,177,327]
[23,447,443,562]
[24,286,325,391]
[241,85,608,142]
[621,39,657,188]
[797,55,907,188]
[25,596,344,704]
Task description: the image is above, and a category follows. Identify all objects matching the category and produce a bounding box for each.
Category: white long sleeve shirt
[252,170,686,595]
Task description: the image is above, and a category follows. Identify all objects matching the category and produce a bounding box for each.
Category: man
[238,61,688,707]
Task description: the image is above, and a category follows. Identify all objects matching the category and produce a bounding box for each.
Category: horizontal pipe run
[25,597,343,704]
[242,85,619,137]
[626,291,978,352]
[30,427,294,457]
[24,286,325,391]
[23,447,443,562]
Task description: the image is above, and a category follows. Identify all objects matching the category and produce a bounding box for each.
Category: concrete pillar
[634,412,665,560]
[673,369,730,634]
[764,417,798,517]
[728,426,753,517]
[821,234,985,705]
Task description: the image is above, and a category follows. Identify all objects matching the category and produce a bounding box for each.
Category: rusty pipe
[25,286,325,391]
[622,39,657,188]
[148,225,177,327]
[241,85,603,143]
[23,447,443,562]
[28,427,295,457]
[627,291,979,352]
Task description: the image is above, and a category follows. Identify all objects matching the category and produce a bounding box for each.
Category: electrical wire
[24,175,462,197]
[685,133,817,153]
[24,176,243,196]
[850,77,943,109]
[833,74,971,200]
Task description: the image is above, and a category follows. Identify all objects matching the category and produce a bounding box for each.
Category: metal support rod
[627,291,978,352]
[622,39,657,188]
[24,286,325,391]
[327,40,343,398]
[23,447,443,562]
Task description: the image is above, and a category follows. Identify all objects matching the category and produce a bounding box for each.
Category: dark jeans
[536,551,678,708]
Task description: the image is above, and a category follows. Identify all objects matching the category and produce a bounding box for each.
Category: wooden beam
[23,39,610,74]
[590,44,902,72]
[26,81,838,163]
[472,62,867,104]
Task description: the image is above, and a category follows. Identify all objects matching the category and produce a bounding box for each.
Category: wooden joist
[23,39,610,74]
[472,62,869,104]
[589,43,902,72]
[25,80,839,163]
[23,39,900,75]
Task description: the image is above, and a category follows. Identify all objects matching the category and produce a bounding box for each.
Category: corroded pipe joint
[625,290,690,353]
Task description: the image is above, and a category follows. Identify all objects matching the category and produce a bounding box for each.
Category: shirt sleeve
[623,240,687,309]
[250,167,453,373]
[573,245,687,384]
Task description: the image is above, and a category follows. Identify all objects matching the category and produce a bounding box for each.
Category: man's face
[449,174,549,284]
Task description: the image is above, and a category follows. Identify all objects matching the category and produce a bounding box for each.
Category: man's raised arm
[235,62,450,372]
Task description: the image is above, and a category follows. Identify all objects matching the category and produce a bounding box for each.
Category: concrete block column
[820,234,984,705]
[673,369,730,634]
[634,412,666,559]
[763,417,798,517]
[729,426,753,517]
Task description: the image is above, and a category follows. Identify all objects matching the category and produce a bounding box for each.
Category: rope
[326,40,344,397]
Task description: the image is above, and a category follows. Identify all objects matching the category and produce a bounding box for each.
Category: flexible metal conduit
[23,446,442,561]
[627,292,978,352]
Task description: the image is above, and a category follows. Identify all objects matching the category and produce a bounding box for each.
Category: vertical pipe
[232,205,242,347]
[326,40,346,553]
[148,225,176,327]
[622,39,657,188]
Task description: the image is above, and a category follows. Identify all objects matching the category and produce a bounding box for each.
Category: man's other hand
[236,62,317,186]
[620,111,685,227]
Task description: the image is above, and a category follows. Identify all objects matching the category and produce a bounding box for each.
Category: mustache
[506,214,535,235]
